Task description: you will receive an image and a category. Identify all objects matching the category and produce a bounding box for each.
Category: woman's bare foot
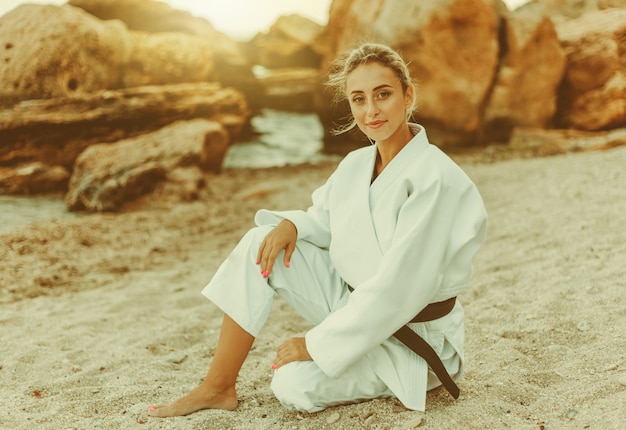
[148,384,238,417]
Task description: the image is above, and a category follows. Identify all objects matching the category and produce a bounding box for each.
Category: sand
[1,146,625,430]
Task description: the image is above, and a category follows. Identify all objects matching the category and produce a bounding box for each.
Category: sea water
[0,109,334,234]
[224,109,332,168]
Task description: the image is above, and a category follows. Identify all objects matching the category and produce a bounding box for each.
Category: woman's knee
[270,362,325,412]
[242,225,273,246]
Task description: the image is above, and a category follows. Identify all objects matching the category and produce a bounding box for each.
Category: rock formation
[0,83,248,195]
[247,14,324,69]
[1,0,626,206]
[483,3,566,142]
[319,0,504,147]
[530,0,626,23]
[0,4,131,104]
[554,9,626,130]
[67,0,262,110]
[65,119,228,212]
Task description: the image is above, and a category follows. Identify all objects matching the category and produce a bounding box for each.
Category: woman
[148,42,487,417]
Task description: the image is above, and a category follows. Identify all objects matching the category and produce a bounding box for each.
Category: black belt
[347,286,460,399]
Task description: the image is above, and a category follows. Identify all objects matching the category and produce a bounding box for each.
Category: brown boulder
[255,67,321,112]
[555,9,626,130]
[529,0,626,23]
[247,14,324,69]
[0,83,248,173]
[320,0,502,147]
[0,4,131,104]
[69,0,215,35]
[0,163,70,195]
[65,119,228,212]
[68,0,261,110]
[123,31,214,87]
[483,3,566,142]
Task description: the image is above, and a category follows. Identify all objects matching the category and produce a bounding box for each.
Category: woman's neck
[375,123,414,173]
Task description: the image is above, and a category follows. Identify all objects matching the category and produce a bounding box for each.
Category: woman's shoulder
[404,144,478,194]
[337,144,375,168]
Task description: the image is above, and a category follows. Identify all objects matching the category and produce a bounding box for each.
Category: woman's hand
[256,219,297,278]
[273,337,312,370]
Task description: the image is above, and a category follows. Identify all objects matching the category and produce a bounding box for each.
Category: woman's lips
[367,120,386,129]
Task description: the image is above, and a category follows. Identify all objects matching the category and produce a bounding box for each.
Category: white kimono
[203,124,487,412]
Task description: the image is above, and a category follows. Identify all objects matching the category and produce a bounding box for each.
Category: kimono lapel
[369,124,429,200]
[330,145,383,285]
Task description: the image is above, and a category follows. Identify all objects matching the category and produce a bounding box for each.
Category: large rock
[0,163,70,195]
[0,4,131,104]
[0,3,225,105]
[65,119,228,212]
[483,3,566,142]
[247,14,324,69]
[255,67,320,111]
[0,83,248,195]
[555,9,626,130]
[69,0,217,35]
[529,0,626,23]
[320,0,503,147]
[68,0,262,110]
[123,31,214,87]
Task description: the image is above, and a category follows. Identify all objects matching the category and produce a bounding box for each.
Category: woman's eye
[377,91,389,99]
[352,96,364,104]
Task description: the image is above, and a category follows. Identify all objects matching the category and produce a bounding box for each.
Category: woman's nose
[367,100,380,117]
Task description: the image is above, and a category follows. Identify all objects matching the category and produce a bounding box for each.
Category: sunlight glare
[165,0,330,40]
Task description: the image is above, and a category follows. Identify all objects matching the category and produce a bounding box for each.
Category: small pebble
[129,403,150,414]
[566,409,578,419]
[326,412,340,424]
[576,321,590,332]
[618,374,626,387]
[167,354,188,364]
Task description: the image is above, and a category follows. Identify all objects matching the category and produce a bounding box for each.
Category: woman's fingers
[257,220,297,277]
[256,240,265,267]
[273,337,312,369]
[283,241,295,268]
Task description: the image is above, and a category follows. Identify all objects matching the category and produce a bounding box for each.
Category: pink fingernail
[286,261,291,268]
[271,364,277,370]
[263,271,269,278]
[148,406,155,412]
[256,260,259,265]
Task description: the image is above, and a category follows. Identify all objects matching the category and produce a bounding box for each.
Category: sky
[0,0,530,40]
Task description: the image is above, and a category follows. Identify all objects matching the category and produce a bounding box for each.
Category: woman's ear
[405,85,415,109]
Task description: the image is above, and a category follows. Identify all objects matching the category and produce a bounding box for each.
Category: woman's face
[346,62,413,144]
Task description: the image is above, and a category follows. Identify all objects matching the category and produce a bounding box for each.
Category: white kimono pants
[201,226,394,412]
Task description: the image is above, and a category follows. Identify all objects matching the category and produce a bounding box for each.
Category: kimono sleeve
[254,172,334,249]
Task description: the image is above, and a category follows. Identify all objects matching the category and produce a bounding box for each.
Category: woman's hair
[326,43,417,135]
